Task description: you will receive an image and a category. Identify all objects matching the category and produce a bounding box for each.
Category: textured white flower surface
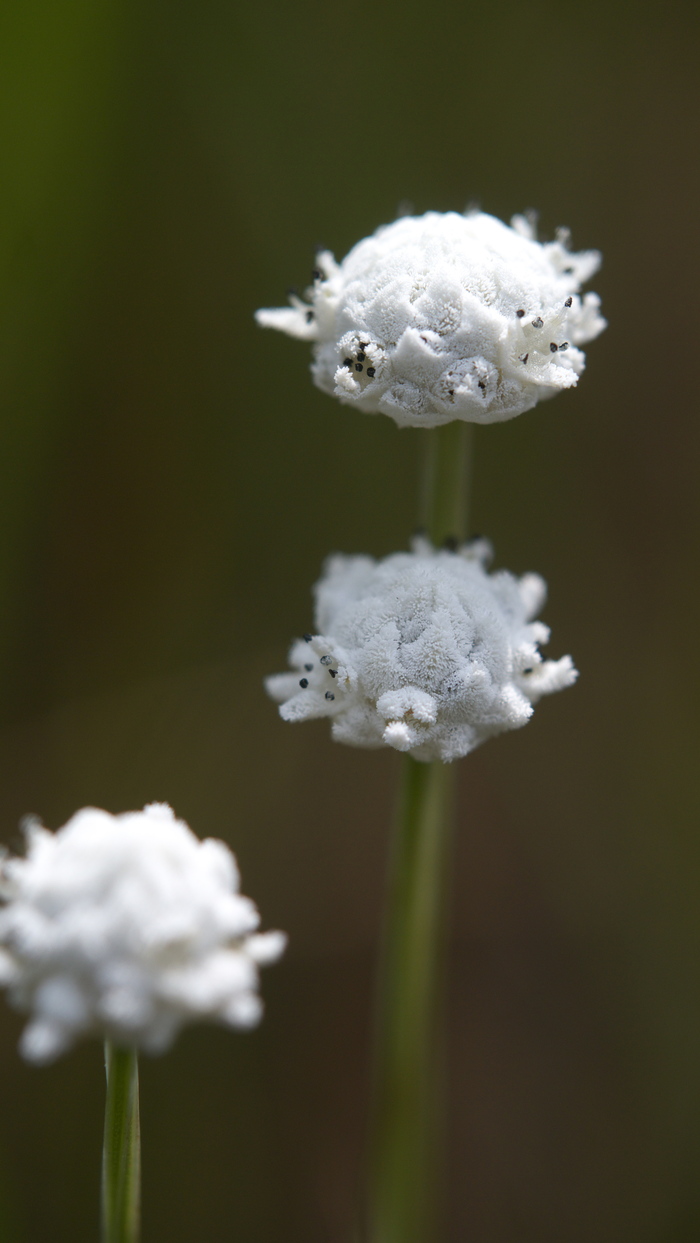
[0,804,286,1063]
[266,538,577,762]
[256,210,605,428]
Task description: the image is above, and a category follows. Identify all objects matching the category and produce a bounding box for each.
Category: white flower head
[266,537,577,762]
[0,804,286,1063]
[256,210,605,428]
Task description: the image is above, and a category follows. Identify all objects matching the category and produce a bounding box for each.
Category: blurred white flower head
[0,803,286,1063]
[266,537,577,762]
[256,210,605,428]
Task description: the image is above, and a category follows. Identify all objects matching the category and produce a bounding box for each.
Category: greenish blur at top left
[0,0,129,709]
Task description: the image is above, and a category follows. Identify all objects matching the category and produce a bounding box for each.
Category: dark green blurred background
[0,0,698,1239]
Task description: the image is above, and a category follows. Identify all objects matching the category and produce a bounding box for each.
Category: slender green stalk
[367,758,455,1243]
[366,423,473,1243]
[102,1042,141,1243]
[421,421,473,545]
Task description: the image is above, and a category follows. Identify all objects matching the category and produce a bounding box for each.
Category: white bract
[0,803,286,1063]
[256,210,605,428]
[266,538,577,762]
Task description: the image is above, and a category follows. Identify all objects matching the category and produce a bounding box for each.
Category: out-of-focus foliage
[0,0,698,1240]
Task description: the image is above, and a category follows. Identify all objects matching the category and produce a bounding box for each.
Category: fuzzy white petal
[256,210,605,427]
[266,539,577,762]
[0,805,286,1062]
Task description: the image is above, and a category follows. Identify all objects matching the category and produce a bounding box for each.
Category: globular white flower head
[256,210,605,428]
[0,803,286,1063]
[266,538,577,762]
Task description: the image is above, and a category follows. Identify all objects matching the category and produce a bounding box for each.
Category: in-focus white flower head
[256,210,605,428]
[266,538,577,762]
[0,804,286,1063]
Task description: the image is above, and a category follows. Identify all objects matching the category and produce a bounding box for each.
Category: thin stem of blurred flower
[367,423,472,1243]
[102,1042,141,1243]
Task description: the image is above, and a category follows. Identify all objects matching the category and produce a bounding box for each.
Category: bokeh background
[0,0,698,1239]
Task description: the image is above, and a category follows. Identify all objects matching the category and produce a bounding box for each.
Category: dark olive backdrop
[0,1,698,1240]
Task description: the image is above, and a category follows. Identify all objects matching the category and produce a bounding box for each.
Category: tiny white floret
[265,538,577,762]
[0,803,286,1062]
[256,210,605,428]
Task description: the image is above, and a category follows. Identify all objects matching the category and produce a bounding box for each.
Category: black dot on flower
[559,341,569,351]
[532,317,544,329]
[523,668,533,675]
[329,669,337,678]
[366,367,376,378]
[563,267,574,275]
[304,664,313,672]
[312,269,322,281]
[359,341,369,349]
[550,342,558,352]
[357,351,366,362]
[516,309,525,318]
[325,691,335,701]
[306,310,314,323]
[299,678,309,688]
[520,353,529,364]
[343,357,353,368]
[355,363,363,372]
[320,655,333,666]
[564,296,573,308]
[303,634,313,642]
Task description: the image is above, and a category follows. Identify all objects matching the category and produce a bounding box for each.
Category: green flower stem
[102,1042,141,1243]
[368,757,455,1243]
[421,421,473,547]
[367,422,473,1243]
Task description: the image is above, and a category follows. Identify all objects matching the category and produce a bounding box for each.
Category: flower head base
[0,804,286,1063]
[256,210,605,428]
[266,538,577,762]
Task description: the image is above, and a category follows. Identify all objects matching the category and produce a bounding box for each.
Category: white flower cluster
[0,804,286,1063]
[266,538,577,762]
[256,210,605,428]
